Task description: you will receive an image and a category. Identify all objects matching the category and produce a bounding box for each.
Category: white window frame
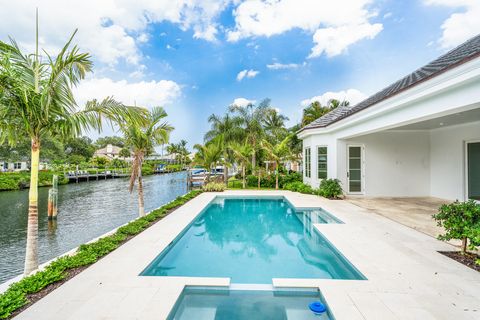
[347,144,365,195]
[465,139,480,202]
[316,145,328,181]
[304,147,311,178]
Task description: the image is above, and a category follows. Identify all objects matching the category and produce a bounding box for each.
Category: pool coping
[13,190,480,320]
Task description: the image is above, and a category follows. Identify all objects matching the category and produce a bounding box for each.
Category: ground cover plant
[0,190,202,319]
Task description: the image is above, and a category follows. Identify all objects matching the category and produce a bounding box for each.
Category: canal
[0,171,188,284]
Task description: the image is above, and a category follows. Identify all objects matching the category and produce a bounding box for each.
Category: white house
[93,144,124,160]
[298,34,480,202]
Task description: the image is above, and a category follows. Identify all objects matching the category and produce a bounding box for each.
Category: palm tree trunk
[275,162,279,190]
[242,165,246,189]
[223,164,228,185]
[252,151,256,170]
[137,164,145,217]
[24,138,40,275]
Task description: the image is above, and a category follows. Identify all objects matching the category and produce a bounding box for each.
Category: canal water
[0,171,188,284]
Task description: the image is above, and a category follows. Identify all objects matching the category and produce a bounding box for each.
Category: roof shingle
[301,34,480,131]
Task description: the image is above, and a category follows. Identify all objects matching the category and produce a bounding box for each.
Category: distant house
[93,144,124,160]
[299,35,480,201]
[1,161,28,172]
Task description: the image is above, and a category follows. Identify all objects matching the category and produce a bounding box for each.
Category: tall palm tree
[301,99,349,127]
[229,99,269,169]
[261,135,292,190]
[263,108,289,143]
[204,113,244,184]
[0,21,144,275]
[193,138,223,182]
[120,107,173,217]
[166,143,179,163]
[178,139,188,166]
[229,142,253,189]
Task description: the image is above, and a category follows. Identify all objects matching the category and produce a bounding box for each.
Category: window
[304,147,311,178]
[14,162,22,170]
[317,146,327,180]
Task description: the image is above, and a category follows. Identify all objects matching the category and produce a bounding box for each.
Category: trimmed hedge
[202,182,226,192]
[0,189,203,319]
[0,171,68,191]
[245,172,302,189]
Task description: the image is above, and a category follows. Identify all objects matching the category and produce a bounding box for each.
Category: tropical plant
[260,135,292,189]
[0,19,144,275]
[202,182,226,192]
[263,108,289,143]
[119,147,131,159]
[433,200,480,254]
[301,99,349,127]
[119,106,173,217]
[205,113,245,184]
[318,178,343,199]
[193,138,223,181]
[229,142,253,189]
[229,99,270,169]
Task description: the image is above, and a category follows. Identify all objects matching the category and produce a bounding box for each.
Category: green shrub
[141,165,154,176]
[283,181,315,194]
[202,182,226,192]
[318,179,343,199]
[0,189,203,319]
[433,200,480,254]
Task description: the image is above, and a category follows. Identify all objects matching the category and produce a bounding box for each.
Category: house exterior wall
[346,131,431,197]
[430,121,480,201]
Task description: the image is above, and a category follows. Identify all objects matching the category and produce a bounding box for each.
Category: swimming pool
[141,197,364,283]
[168,286,334,320]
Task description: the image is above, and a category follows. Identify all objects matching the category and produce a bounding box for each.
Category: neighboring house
[1,161,28,172]
[298,35,480,201]
[93,144,123,160]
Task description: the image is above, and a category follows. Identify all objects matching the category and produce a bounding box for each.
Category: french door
[347,146,364,194]
[467,141,480,200]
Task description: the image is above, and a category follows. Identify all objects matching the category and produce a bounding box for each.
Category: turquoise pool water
[168,287,333,320]
[141,197,364,283]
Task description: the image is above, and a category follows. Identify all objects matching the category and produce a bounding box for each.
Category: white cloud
[309,23,383,58]
[266,62,304,70]
[227,0,382,57]
[73,77,182,108]
[231,98,256,107]
[424,0,480,49]
[236,69,259,81]
[0,0,231,67]
[301,89,367,107]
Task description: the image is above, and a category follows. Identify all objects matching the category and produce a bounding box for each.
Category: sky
[0,0,479,148]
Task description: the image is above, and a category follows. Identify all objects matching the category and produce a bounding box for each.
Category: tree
[204,113,244,184]
[119,106,173,217]
[229,142,253,189]
[300,99,349,127]
[0,19,145,275]
[261,135,292,189]
[95,136,125,148]
[193,138,223,182]
[263,108,289,143]
[65,136,95,160]
[229,99,269,169]
[119,147,131,159]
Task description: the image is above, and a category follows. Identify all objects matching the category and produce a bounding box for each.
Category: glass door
[348,146,363,193]
[467,142,480,200]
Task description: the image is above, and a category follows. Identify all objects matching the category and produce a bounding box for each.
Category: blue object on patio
[309,301,326,314]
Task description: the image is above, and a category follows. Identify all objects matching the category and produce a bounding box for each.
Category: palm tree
[120,107,173,217]
[229,142,253,188]
[263,108,289,143]
[193,138,223,182]
[204,113,244,184]
[0,21,144,275]
[178,139,188,167]
[261,135,292,190]
[301,99,349,127]
[166,143,179,163]
[229,99,269,169]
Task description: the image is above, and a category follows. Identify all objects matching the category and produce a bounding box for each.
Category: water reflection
[143,197,363,282]
[0,172,187,284]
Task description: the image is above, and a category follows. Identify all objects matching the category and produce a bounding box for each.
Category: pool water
[141,197,364,283]
[168,287,333,320]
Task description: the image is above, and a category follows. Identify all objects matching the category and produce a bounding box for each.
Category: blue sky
[1,0,479,148]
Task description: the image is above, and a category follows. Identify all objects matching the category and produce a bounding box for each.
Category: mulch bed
[5,204,182,319]
[439,251,480,272]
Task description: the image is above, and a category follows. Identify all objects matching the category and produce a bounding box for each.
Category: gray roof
[301,33,480,131]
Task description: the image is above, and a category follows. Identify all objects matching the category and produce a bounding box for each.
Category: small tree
[433,200,480,254]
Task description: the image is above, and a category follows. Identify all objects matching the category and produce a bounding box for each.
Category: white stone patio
[14,190,480,320]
